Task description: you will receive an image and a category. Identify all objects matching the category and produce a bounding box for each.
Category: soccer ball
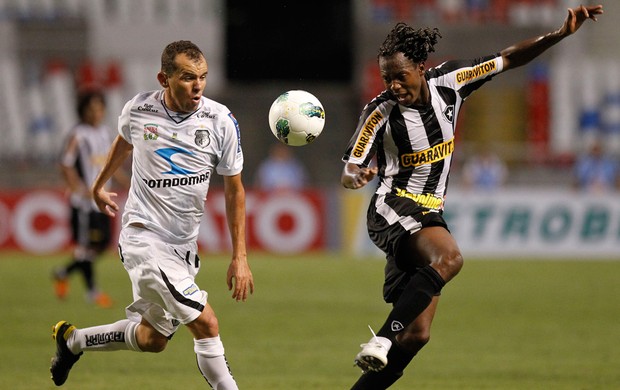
[268,90,325,146]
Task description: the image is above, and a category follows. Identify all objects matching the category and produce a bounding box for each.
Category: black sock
[377,265,445,341]
[76,260,95,291]
[351,341,416,390]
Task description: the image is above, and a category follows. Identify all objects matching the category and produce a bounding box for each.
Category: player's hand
[341,163,378,189]
[93,187,119,217]
[560,4,603,36]
[227,256,254,302]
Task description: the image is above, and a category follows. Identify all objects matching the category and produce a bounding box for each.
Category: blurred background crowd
[0,0,618,257]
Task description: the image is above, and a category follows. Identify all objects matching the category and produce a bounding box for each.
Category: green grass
[1,251,619,389]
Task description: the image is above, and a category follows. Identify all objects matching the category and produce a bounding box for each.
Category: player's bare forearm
[92,135,133,217]
[341,162,378,189]
[223,174,254,301]
[61,165,89,197]
[501,4,603,71]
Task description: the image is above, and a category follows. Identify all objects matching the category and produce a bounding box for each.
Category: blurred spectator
[573,140,620,192]
[462,146,507,190]
[255,143,309,191]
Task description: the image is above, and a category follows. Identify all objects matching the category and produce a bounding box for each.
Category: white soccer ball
[268,90,325,146]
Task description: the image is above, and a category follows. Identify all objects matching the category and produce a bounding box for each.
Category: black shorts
[71,207,112,252]
[366,192,448,303]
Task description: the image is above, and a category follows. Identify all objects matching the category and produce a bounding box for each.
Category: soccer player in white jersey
[342,5,603,389]
[50,41,254,389]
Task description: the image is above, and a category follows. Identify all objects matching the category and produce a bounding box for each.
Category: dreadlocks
[378,23,442,64]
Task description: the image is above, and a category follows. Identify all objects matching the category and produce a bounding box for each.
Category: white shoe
[354,326,392,372]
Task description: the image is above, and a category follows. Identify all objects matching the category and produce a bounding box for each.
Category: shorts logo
[182,284,199,296]
[391,321,404,332]
[194,130,210,148]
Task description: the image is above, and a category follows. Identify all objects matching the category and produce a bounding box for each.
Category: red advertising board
[0,189,327,254]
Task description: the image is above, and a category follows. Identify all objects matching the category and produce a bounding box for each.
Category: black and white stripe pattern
[344,54,503,210]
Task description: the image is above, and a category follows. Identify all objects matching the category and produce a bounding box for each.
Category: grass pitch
[1,251,619,389]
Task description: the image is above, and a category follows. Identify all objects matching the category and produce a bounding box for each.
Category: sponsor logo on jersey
[143,123,159,140]
[142,173,210,189]
[85,331,125,347]
[455,59,497,84]
[138,103,159,113]
[394,188,444,210]
[353,110,383,158]
[391,321,404,332]
[400,138,454,167]
[197,110,217,119]
[144,147,210,189]
[155,147,196,175]
[194,129,210,148]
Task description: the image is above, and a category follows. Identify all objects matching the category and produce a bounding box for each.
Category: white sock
[194,336,238,390]
[68,319,142,354]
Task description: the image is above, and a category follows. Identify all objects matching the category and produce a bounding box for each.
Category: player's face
[161,53,208,113]
[379,52,427,106]
[83,97,105,127]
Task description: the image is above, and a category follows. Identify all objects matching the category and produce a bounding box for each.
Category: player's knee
[436,250,463,281]
[187,311,220,339]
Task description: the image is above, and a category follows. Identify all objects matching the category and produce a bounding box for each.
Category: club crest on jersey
[442,105,454,124]
[194,130,210,148]
[143,123,159,140]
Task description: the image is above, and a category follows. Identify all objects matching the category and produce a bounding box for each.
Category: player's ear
[418,62,426,74]
[157,72,168,88]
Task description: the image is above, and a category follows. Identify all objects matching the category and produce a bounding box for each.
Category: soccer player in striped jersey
[50,41,254,389]
[342,5,603,389]
[54,90,127,308]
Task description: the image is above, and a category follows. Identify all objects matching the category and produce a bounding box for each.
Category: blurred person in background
[573,139,619,192]
[49,40,254,388]
[462,144,507,190]
[341,4,603,389]
[255,142,309,191]
[53,90,128,308]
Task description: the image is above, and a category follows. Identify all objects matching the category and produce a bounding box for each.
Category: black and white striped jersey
[343,54,504,210]
[60,122,114,211]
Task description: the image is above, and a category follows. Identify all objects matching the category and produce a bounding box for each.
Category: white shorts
[118,225,208,337]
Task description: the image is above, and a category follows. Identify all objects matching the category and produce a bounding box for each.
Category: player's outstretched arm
[223,174,254,302]
[92,135,133,217]
[500,4,603,72]
[341,162,378,190]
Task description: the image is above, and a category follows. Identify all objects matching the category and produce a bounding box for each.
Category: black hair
[76,90,105,121]
[378,23,442,64]
[161,40,204,75]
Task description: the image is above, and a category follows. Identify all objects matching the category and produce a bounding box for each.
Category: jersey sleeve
[59,131,78,168]
[216,111,244,176]
[431,54,504,99]
[118,97,135,143]
[342,93,393,167]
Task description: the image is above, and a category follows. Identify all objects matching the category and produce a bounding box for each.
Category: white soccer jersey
[60,123,114,211]
[119,90,243,243]
[343,54,504,210]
